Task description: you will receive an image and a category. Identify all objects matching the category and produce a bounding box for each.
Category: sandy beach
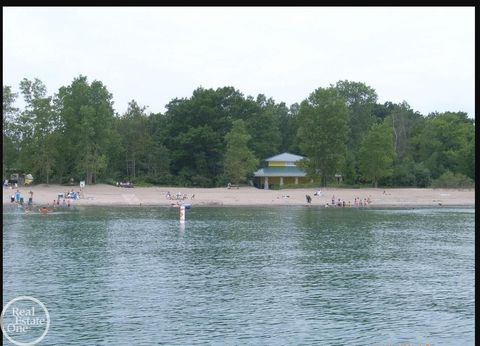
[2,184,475,208]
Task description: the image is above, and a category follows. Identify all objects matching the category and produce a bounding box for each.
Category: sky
[3,6,475,118]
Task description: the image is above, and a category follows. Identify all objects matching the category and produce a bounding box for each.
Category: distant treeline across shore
[3,77,475,188]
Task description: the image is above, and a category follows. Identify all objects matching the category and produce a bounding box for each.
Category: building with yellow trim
[253,152,308,189]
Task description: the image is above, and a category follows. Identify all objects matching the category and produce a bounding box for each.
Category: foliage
[357,122,395,187]
[56,76,115,184]
[224,119,259,184]
[2,78,475,189]
[431,171,474,188]
[333,80,378,149]
[411,111,474,180]
[13,79,58,184]
[412,162,432,188]
[296,87,349,186]
[3,86,20,177]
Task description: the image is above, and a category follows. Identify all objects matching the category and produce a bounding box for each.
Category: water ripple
[3,206,474,345]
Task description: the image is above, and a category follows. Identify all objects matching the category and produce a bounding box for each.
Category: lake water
[3,206,475,345]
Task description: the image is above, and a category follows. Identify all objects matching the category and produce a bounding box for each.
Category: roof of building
[253,166,307,177]
[264,152,305,162]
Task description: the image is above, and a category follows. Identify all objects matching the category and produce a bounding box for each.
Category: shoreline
[2,184,475,209]
[18,204,473,209]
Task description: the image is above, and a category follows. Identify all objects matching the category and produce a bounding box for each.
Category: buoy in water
[179,205,185,223]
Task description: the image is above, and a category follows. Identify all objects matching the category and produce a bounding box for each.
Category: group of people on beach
[9,189,33,206]
[8,189,45,214]
[166,191,194,201]
[304,193,372,208]
[116,181,134,188]
[63,189,81,200]
[325,194,372,208]
[4,179,18,189]
[8,188,80,214]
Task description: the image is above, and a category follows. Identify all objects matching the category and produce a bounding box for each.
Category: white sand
[3,184,475,208]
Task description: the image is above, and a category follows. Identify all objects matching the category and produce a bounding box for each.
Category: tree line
[3,76,475,188]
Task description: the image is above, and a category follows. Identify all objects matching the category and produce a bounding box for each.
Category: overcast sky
[3,6,475,118]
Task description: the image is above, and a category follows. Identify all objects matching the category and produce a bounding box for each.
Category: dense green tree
[224,119,258,184]
[333,80,378,148]
[165,90,222,186]
[17,78,59,184]
[164,86,256,186]
[358,122,395,187]
[3,77,474,188]
[116,100,150,178]
[296,87,349,186]
[146,112,172,183]
[385,101,424,161]
[411,111,475,180]
[332,80,378,184]
[3,86,19,131]
[372,101,396,122]
[111,101,172,184]
[56,76,115,184]
[276,102,299,153]
[245,94,282,159]
[378,102,426,186]
[3,86,20,178]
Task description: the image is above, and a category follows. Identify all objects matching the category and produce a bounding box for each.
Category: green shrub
[214,174,230,187]
[392,169,415,187]
[130,179,154,187]
[143,174,175,186]
[413,163,431,188]
[431,171,474,188]
[191,175,213,187]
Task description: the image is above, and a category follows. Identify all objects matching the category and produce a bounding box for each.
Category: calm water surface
[3,206,475,345]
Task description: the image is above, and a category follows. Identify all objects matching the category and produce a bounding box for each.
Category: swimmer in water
[39,206,49,215]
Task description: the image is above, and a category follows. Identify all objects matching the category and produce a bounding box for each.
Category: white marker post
[179,205,186,223]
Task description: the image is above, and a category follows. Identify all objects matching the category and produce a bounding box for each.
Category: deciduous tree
[296,87,349,186]
[224,119,258,184]
[358,122,395,187]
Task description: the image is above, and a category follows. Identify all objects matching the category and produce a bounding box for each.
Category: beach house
[253,152,308,189]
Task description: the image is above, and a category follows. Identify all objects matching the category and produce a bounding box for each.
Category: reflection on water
[3,206,474,345]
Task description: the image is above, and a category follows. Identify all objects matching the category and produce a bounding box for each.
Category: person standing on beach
[306,195,312,203]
